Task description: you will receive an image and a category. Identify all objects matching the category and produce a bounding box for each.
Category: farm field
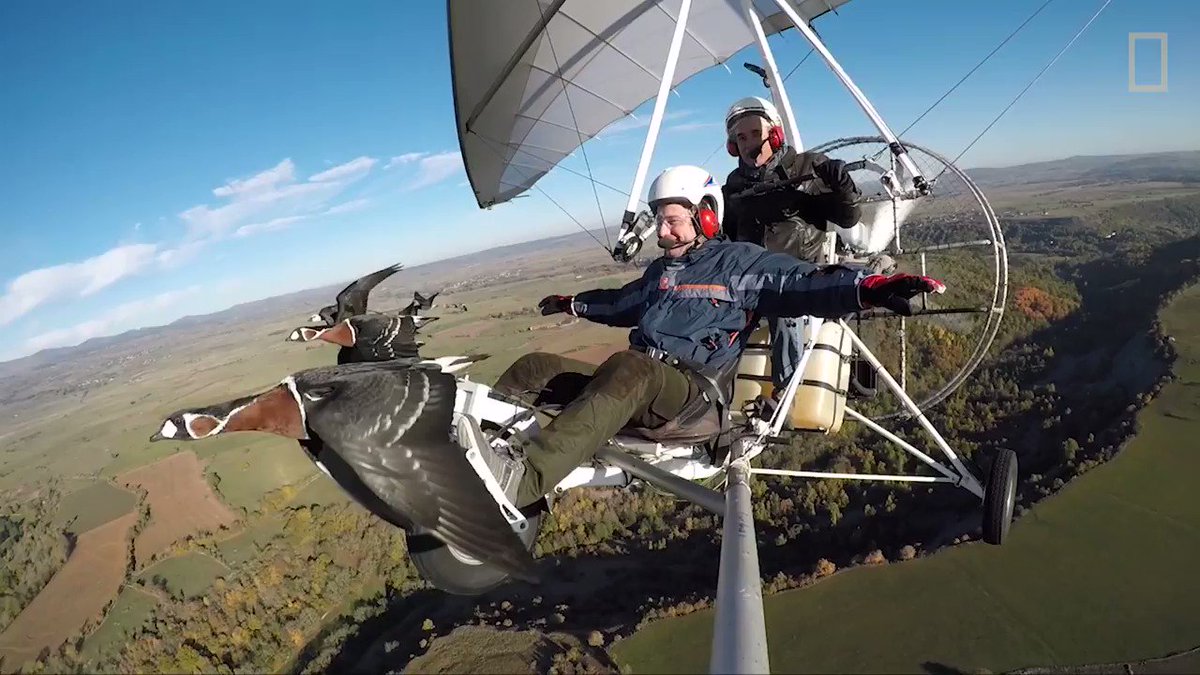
[116,451,238,567]
[53,480,137,534]
[77,587,159,662]
[612,284,1200,674]
[0,512,138,669]
[139,551,229,600]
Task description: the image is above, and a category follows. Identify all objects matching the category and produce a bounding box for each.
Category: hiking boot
[456,414,526,508]
[754,393,794,431]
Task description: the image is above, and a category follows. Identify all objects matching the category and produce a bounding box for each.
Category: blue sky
[1,0,1196,362]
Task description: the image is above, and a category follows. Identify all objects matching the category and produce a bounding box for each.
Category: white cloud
[180,156,378,240]
[668,121,721,133]
[385,152,428,169]
[22,285,208,353]
[322,198,370,216]
[234,215,309,238]
[308,156,378,183]
[0,243,159,326]
[405,151,465,191]
[212,158,296,199]
[597,110,694,139]
[0,154,380,340]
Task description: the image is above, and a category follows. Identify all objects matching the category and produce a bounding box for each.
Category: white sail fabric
[448,0,852,208]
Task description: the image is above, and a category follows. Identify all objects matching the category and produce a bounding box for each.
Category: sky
[1,0,1196,362]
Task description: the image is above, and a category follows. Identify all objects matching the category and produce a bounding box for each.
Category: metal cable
[540,5,612,250]
[944,0,1115,172]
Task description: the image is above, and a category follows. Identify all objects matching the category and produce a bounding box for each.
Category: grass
[613,284,1200,674]
[287,474,353,509]
[79,586,158,662]
[138,552,228,600]
[54,480,138,534]
[204,441,321,513]
[215,516,285,568]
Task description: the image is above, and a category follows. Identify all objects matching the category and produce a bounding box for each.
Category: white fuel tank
[731,324,772,412]
[789,321,852,434]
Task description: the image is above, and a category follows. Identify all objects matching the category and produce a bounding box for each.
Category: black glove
[812,158,857,200]
[859,273,945,316]
[538,294,575,316]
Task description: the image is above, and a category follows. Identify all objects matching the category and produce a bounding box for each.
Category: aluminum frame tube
[620,0,693,225]
[710,441,770,674]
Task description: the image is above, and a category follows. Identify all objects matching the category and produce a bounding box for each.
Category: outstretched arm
[538,274,652,328]
[733,249,863,318]
[732,247,942,318]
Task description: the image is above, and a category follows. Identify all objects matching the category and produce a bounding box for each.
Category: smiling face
[655,202,699,258]
[728,114,774,168]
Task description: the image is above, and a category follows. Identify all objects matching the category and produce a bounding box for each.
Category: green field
[215,516,285,567]
[287,474,353,509]
[614,284,1200,674]
[204,441,322,513]
[54,480,138,534]
[138,552,229,600]
[79,586,159,662]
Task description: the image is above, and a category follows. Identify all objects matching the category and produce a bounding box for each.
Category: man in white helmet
[484,165,944,510]
[722,95,866,410]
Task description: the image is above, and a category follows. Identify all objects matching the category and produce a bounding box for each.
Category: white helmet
[724,95,782,131]
[647,165,724,238]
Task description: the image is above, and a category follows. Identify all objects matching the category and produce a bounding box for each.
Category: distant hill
[0,227,619,384]
[4,148,1198,375]
[967,150,1200,187]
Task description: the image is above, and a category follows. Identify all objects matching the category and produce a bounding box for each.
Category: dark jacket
[722,147,862,262]
[570,240,865,370]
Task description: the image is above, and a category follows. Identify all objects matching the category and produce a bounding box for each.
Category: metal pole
[840,322,986,497]
[743,0,802,150]
[771,0,928,191]
[753,467,956,484]
[843,408,965,486]
[594,445,725,515]
[619,0,692,228]
[710,439,770,674]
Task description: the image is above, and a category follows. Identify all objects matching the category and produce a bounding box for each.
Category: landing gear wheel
[408,511,543,596]
[982,449,1018,545]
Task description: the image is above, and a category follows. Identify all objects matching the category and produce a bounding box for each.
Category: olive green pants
[494,350,697,507]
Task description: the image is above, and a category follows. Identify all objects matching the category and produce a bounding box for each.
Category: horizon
[2,0,1197,363]
[6,143,1200,366]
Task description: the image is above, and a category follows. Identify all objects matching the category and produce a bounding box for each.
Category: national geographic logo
[1128,32,1167,93]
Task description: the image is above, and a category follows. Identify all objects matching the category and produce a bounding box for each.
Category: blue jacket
[570,240,866,370]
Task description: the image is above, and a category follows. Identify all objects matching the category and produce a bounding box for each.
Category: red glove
[860,274,945,316]
[538,294,575,316]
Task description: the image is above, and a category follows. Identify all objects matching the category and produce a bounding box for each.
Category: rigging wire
[540,5,612,251]
[533,183,610,251]
[940,0,1114,176]
[873,0,1057,162]
[472,131,611,251]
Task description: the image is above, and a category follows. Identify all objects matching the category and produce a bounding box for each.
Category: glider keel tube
[711,438,770,674]
[594,444,724,515]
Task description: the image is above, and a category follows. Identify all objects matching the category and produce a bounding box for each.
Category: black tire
[409,511,543,596]
[982,449,1018,545]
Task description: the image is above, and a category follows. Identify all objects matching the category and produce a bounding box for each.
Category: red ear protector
[726,123,785,157]
[694,200,720,239]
